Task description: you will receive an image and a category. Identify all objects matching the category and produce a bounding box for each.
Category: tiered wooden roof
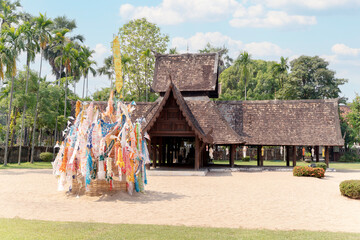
[152,53,219,97]
[80,52,344,147]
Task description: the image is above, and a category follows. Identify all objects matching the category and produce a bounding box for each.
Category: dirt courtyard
[0,169,359,233]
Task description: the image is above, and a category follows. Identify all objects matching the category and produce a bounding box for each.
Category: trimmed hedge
[241,156,250,162]
[40,152,53,162]
[293,166,325,178]
[339,180,360,199]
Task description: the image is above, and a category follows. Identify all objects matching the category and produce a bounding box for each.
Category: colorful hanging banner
[112,36,123,95]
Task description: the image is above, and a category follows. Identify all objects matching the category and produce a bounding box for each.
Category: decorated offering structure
[52,92,150,196]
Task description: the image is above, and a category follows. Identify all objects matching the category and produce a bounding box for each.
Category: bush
[339,151,360,162]
[40,152,54,162]
[293,166,325,178]
[241,156,250,162]
[315,162,327,171]
[339,180,360,199]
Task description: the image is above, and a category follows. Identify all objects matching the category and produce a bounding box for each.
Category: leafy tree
[118,18,169,101]
[234,51,252,100]
[199,43,233,71]
[346,95,360,147]
[279,56,347,100]
[92,87,111,101]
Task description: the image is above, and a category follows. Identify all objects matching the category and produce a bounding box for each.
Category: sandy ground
[0,169,360,233]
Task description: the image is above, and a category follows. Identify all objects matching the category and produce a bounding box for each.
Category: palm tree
[98,56,114,89]
[235,51,252,100]
[1,26,23,166]
[169,47,178,54]
[55,41,76,118]
[273,56,289,88]
[0,0,21,30]
[30,13,52,163]
[18,20,40,164]
[80,46,96,98]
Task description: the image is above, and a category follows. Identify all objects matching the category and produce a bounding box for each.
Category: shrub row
[339,152,360,162]
[293,166,325,178]
[339,180,360,199]
[40,152,54,162]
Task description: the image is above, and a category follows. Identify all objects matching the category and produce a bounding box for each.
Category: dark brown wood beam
[195,137,200,170]
[325,146,329,167]
[257,146,262,166]
[292,146,297,167]
[286,146,290,167]
[315,146,319,162]
[230,145,236,168]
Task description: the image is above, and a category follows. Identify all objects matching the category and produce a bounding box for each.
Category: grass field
[1,218,360,240]
[0,161,52,169]
[212,160,360,170]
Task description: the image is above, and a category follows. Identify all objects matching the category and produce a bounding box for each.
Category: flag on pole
[112,36,123,96]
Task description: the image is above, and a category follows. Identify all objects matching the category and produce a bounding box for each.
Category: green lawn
[0,218,359,240]
[0,161,52,170]
[212,160,360,170]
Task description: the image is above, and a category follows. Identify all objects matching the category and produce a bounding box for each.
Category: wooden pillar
[257,146,262,166]
[292,146,297,167]
[325,146,329,167]
[285,146,290,167]
[315,146,319,162]
[158,138,163,166]
[195,137,200,170]
[230,145,236,168]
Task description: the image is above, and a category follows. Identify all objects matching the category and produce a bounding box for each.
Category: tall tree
[119,18,169,101]
[279,56,347,100]
[18,20,40,164]
[1,26,23,165]
[55,41,76,118]
[30,13,52,163]
[234,51,252,100]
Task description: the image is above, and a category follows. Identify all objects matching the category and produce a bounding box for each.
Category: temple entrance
[151,136,196,168]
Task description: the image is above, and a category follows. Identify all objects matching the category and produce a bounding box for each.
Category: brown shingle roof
[143,83,244,145]
[216,99,344,146]
[152,53,219,93]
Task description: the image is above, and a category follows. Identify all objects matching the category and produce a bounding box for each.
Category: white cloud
[244,42,291,57]
[171,32,291,59]
[119,0,317,29]
[93,43,110,65]
[261,0,360,10]
[230,10,316,28]
[119,0,242,25]
[331,44,360,56]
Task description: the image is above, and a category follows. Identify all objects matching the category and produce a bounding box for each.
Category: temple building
[93,52,344,170]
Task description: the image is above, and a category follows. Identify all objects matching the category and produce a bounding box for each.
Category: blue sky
[20,0,360,101]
